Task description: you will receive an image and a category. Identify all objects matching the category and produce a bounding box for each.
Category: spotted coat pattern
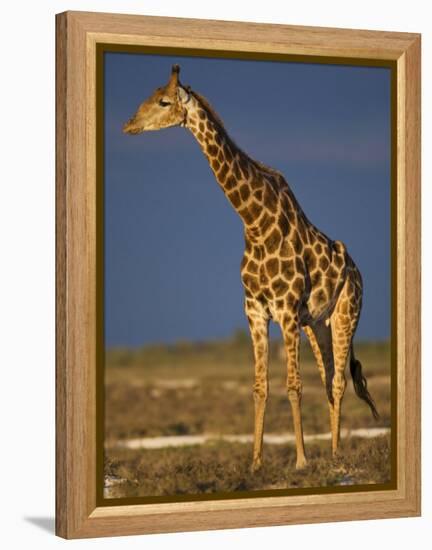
[124,66,367,472]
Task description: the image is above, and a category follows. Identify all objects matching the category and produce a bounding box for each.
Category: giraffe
[123,65,379,472]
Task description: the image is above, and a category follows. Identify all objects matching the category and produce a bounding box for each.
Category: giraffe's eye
[159,99,171,107]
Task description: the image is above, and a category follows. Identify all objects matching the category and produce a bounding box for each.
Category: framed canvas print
[55,11,421,539]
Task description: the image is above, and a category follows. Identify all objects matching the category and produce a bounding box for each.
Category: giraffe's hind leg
[302,324,335,436]
[329,274,362,456]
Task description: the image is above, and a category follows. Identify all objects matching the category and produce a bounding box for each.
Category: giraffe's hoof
[295,456,308,470]
[250,459,263,473]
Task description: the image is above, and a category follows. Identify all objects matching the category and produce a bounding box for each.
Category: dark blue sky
[104,52,391,347]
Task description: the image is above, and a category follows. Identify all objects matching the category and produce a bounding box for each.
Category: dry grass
[104,337,392,498]
[105,376,391,441]
[105,436,391,498]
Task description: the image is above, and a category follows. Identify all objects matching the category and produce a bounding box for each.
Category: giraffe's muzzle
[123,118,143,134]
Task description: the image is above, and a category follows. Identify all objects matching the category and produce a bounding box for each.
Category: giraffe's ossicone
[124,65,379,472]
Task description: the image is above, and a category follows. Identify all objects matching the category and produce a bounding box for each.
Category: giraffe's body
[124,66,378,471]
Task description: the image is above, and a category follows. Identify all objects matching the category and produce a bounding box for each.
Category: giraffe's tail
[349,342,380,420]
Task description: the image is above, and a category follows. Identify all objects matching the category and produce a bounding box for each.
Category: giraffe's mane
[189,89,226,129]
[189,88,284,181]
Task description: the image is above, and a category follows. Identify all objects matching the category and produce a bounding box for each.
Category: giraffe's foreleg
[281,313,307,469]
[245,298,270,473]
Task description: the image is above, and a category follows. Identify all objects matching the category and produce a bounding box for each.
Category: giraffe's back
[240,178,361,327]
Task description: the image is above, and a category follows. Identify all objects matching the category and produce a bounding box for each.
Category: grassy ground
[105,437,391,498]
[104,335,392,498]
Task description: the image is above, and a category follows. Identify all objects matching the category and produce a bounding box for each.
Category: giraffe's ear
[177,86,190,104]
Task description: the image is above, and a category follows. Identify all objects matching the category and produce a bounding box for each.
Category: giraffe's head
[123,65,190,134]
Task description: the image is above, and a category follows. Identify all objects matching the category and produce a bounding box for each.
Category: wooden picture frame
[55,11,421,539]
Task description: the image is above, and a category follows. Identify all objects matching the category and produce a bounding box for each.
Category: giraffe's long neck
[184,93,283,236]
